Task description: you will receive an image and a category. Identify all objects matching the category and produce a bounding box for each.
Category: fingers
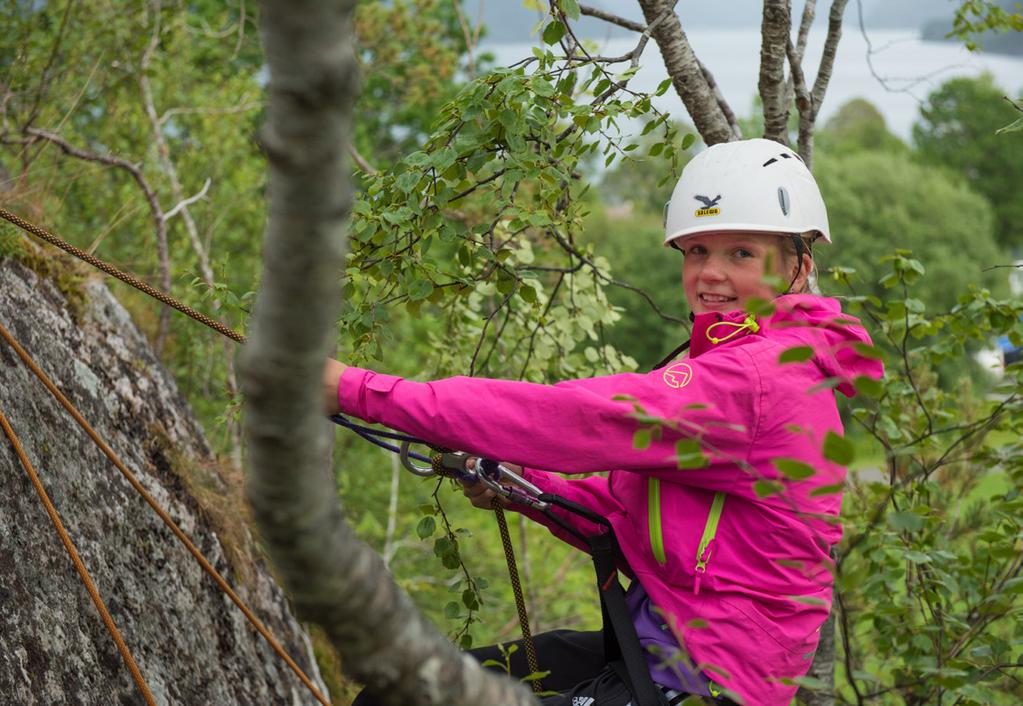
[460,458,511,509]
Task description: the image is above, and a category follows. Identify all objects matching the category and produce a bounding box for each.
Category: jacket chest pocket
[647,478,726,595]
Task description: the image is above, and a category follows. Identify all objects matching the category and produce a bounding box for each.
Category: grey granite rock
[0,258,328,705]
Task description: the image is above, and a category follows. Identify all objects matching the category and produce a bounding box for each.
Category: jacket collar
[690,309,761,358]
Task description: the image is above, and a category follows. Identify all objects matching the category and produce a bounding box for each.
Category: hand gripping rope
[332,413,548,690]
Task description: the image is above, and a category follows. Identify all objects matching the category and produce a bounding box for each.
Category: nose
[698,254,727,283]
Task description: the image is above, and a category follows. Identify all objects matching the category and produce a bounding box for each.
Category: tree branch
[635,0,735,145]
[698,59,741,140]
[22,126,173,324]
[580,4,644,32]
[760,0,792,144]
[240,1,536,704]
[812,0,850,115]
[162,177,211,222]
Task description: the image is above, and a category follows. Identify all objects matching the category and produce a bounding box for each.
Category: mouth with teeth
[699,293,737,307]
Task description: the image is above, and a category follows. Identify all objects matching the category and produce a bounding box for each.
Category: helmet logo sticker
[778,187,790,216]
[662,362,694,389]
[694,194,721,218]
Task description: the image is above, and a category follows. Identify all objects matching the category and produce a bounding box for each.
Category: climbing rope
[0,408,158,706]
[494,506,542,692]
[0,320,330,706]
[0,207,542,696]
[0,207,246,343]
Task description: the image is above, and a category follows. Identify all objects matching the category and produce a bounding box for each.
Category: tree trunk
[796,612,837,706]
[238,2,535,704]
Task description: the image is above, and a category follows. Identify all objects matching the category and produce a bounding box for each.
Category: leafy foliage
[830,255,1023,705]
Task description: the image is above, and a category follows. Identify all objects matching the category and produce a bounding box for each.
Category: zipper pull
[693,541,713,596]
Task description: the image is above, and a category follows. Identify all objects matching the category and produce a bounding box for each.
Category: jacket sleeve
[337,351,758,477]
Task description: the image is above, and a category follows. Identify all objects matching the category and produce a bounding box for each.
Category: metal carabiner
[477,459,548,510]
[399,439,437,477]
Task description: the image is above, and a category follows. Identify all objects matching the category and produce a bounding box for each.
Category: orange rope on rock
[0,207,246,344]
[0,320,331,706]
[0,409,158,706]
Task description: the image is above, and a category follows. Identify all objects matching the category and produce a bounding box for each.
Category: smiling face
[677,231,802,315]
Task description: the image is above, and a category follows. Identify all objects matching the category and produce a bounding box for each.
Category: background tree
[913,75,1023,254]
[815,98,908,157]
[813,151,1007,311]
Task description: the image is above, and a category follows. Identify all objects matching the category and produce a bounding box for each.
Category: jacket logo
[694,194,721,217]
[662,362,694,389]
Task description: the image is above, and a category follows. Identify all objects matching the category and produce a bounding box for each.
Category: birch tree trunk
[238,2,535,704]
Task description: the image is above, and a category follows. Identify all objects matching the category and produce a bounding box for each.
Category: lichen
[0,226,89,321]
[144,424,258,588]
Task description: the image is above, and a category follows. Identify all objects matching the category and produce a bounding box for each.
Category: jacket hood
[691,294,884,397]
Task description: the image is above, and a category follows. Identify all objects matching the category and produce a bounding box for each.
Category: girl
[333,138,884,706]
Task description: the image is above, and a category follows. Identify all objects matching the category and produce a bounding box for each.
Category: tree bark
[796,0,850,167]
[238,2,535,705]
[760,0,792,144]
[796,611,837,706]
[635,0,735,145]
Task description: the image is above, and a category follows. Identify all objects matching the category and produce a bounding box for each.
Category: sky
[467,1,955,44]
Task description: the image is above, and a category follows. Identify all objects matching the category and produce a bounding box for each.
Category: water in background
[482,29,1023,140]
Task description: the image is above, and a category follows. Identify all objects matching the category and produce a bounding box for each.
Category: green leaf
[408,278,433,301]
[633,428,652,450]
[754,479,785,497]
[889,511,926,531]
[675,439,708,469]
[416,515,436,539]
[785,595,828,606]
[809,483,844,497]
[682,133,696,150]
[774,458,817,481]
[853,375,884,398]
[444,601,461,618]
[542,20,566,45]
[559,0,581,20]
[778,346,814,364]
[822,432,855,465]
[791,675,828,690]
[997,116,1023,134]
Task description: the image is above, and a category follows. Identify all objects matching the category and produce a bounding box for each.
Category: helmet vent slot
[778,187,791,216]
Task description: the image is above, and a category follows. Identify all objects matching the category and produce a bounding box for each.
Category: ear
[790,252,814,293]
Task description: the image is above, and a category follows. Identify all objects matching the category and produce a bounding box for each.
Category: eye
[685,244,708,256]
[734,248,754,259]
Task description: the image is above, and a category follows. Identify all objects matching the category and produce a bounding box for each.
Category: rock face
[0,257,328,705]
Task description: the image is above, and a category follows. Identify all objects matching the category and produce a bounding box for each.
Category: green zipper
[648,477,667,564]
[695,491,726,572]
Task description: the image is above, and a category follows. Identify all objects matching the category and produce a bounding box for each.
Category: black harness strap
[538,494,671,705]
[590,531,670,706]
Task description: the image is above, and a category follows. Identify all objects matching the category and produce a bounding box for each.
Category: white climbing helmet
[663,138,831,246]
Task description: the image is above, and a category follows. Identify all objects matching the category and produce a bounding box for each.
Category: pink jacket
[337,294,883,705]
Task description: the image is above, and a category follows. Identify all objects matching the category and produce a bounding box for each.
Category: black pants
[351,629,733,705]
